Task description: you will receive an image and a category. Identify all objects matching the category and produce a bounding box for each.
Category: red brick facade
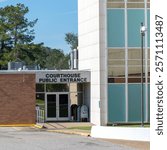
[0,73,36,124]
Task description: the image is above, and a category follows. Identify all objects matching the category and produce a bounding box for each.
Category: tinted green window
[107,9,150,48]
[128,9,144,47]
[107,9,125,47]
[108,84,126,122]
[108,84,150,123]
[128,84,150,122]
[128,84,141,121]
[144,84,150,121]
[147,10,150,47]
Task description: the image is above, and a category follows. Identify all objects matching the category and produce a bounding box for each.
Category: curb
[47,129,91,137]
[34,124,45,129]
[0,124,35,127]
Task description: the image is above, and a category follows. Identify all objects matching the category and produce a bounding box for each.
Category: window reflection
[46,84,69,92]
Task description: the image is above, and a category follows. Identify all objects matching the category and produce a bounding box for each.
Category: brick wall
[0,74,36,124]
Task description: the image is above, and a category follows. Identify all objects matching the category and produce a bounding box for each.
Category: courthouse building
[78,0,150,125]
[0,0,150,128]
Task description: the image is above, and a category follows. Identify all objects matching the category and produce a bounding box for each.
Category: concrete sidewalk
[35,122,149,150]
[43,122,93,129]
[42,122,92,136]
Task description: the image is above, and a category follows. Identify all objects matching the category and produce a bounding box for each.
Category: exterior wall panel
[0,74,35,124]
[107,0,150,123]
[128,9,144,47]
[78,0,108,125]
[107,9,125,47]
[108,84,126,122]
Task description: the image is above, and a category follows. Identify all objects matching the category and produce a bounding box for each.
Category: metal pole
[144,0,148,123]
[125,0,128,123]
[141,22,144,127]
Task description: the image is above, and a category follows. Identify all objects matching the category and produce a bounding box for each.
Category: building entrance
[35,71,90,122]
[46,93,70,121]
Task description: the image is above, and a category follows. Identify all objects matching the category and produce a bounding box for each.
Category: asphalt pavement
[0,127,137,150]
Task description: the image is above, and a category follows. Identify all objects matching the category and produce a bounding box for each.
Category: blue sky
[0,0,78,53]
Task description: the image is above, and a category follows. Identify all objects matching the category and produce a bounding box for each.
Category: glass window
[128,9,144,47]
[107,3,125,8]
[107,9,125,47]
[128,78,141,83]
[128,84,142,121]
[108,84,126,122]
[46,84,69,92]
[108,78,125,83]
[47,94,56,118]
[128,9,150,47]
[108,49,125,59]
[148,71,150,83]
[127,3,144,8]
[148,49,150,59]
[128,60,141,66]
[128,66,141,77]
[128,49,150,62]
[109,60,125,66]
[128,0,144,2]
[147,10,150,47]
[59,94,68,117]
[108,0,124,2]
[108,66,125,77]
[147,60,150,66]
[147,3,150,8]
[36,93,45,109]
[128,49,141,60]
[77,83,83,92]
[148,66,150,78]
[36,84,44,92]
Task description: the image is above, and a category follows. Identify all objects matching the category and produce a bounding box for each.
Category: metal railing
[36,106,45,123]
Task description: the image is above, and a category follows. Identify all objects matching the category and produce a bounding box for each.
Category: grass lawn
[121,124,150,128]
[36,99,45,105]
[67,126,92,130]
[108,124,150,128]
[36,99,45,109]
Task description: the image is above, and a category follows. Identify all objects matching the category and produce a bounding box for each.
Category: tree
[12,43,47,68]
[45,48,69,70]
[10,44,69,70]
[0,3,37,69]
[65,32,78,50]
[0,3,70,70]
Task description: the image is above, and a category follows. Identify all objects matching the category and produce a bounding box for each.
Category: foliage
[65,32,78,50]
[0,3,37,69]
[0,3,70,70]
[45,47,70,70]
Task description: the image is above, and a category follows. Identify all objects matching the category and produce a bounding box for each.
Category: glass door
[46,93,69,121]
[46,94,57,120]
[58,94,69,120]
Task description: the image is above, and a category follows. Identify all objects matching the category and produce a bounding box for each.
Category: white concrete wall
[78,0,107,125]
[91,126,150,142]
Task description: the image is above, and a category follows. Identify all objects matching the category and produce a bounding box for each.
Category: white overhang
[0,70,91,83]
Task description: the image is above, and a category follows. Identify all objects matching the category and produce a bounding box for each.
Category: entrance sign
[36,71,90,83]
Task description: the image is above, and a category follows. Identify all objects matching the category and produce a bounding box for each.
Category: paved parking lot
[0,127,137,150]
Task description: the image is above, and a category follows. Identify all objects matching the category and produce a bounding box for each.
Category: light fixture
[140,22,147,127]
